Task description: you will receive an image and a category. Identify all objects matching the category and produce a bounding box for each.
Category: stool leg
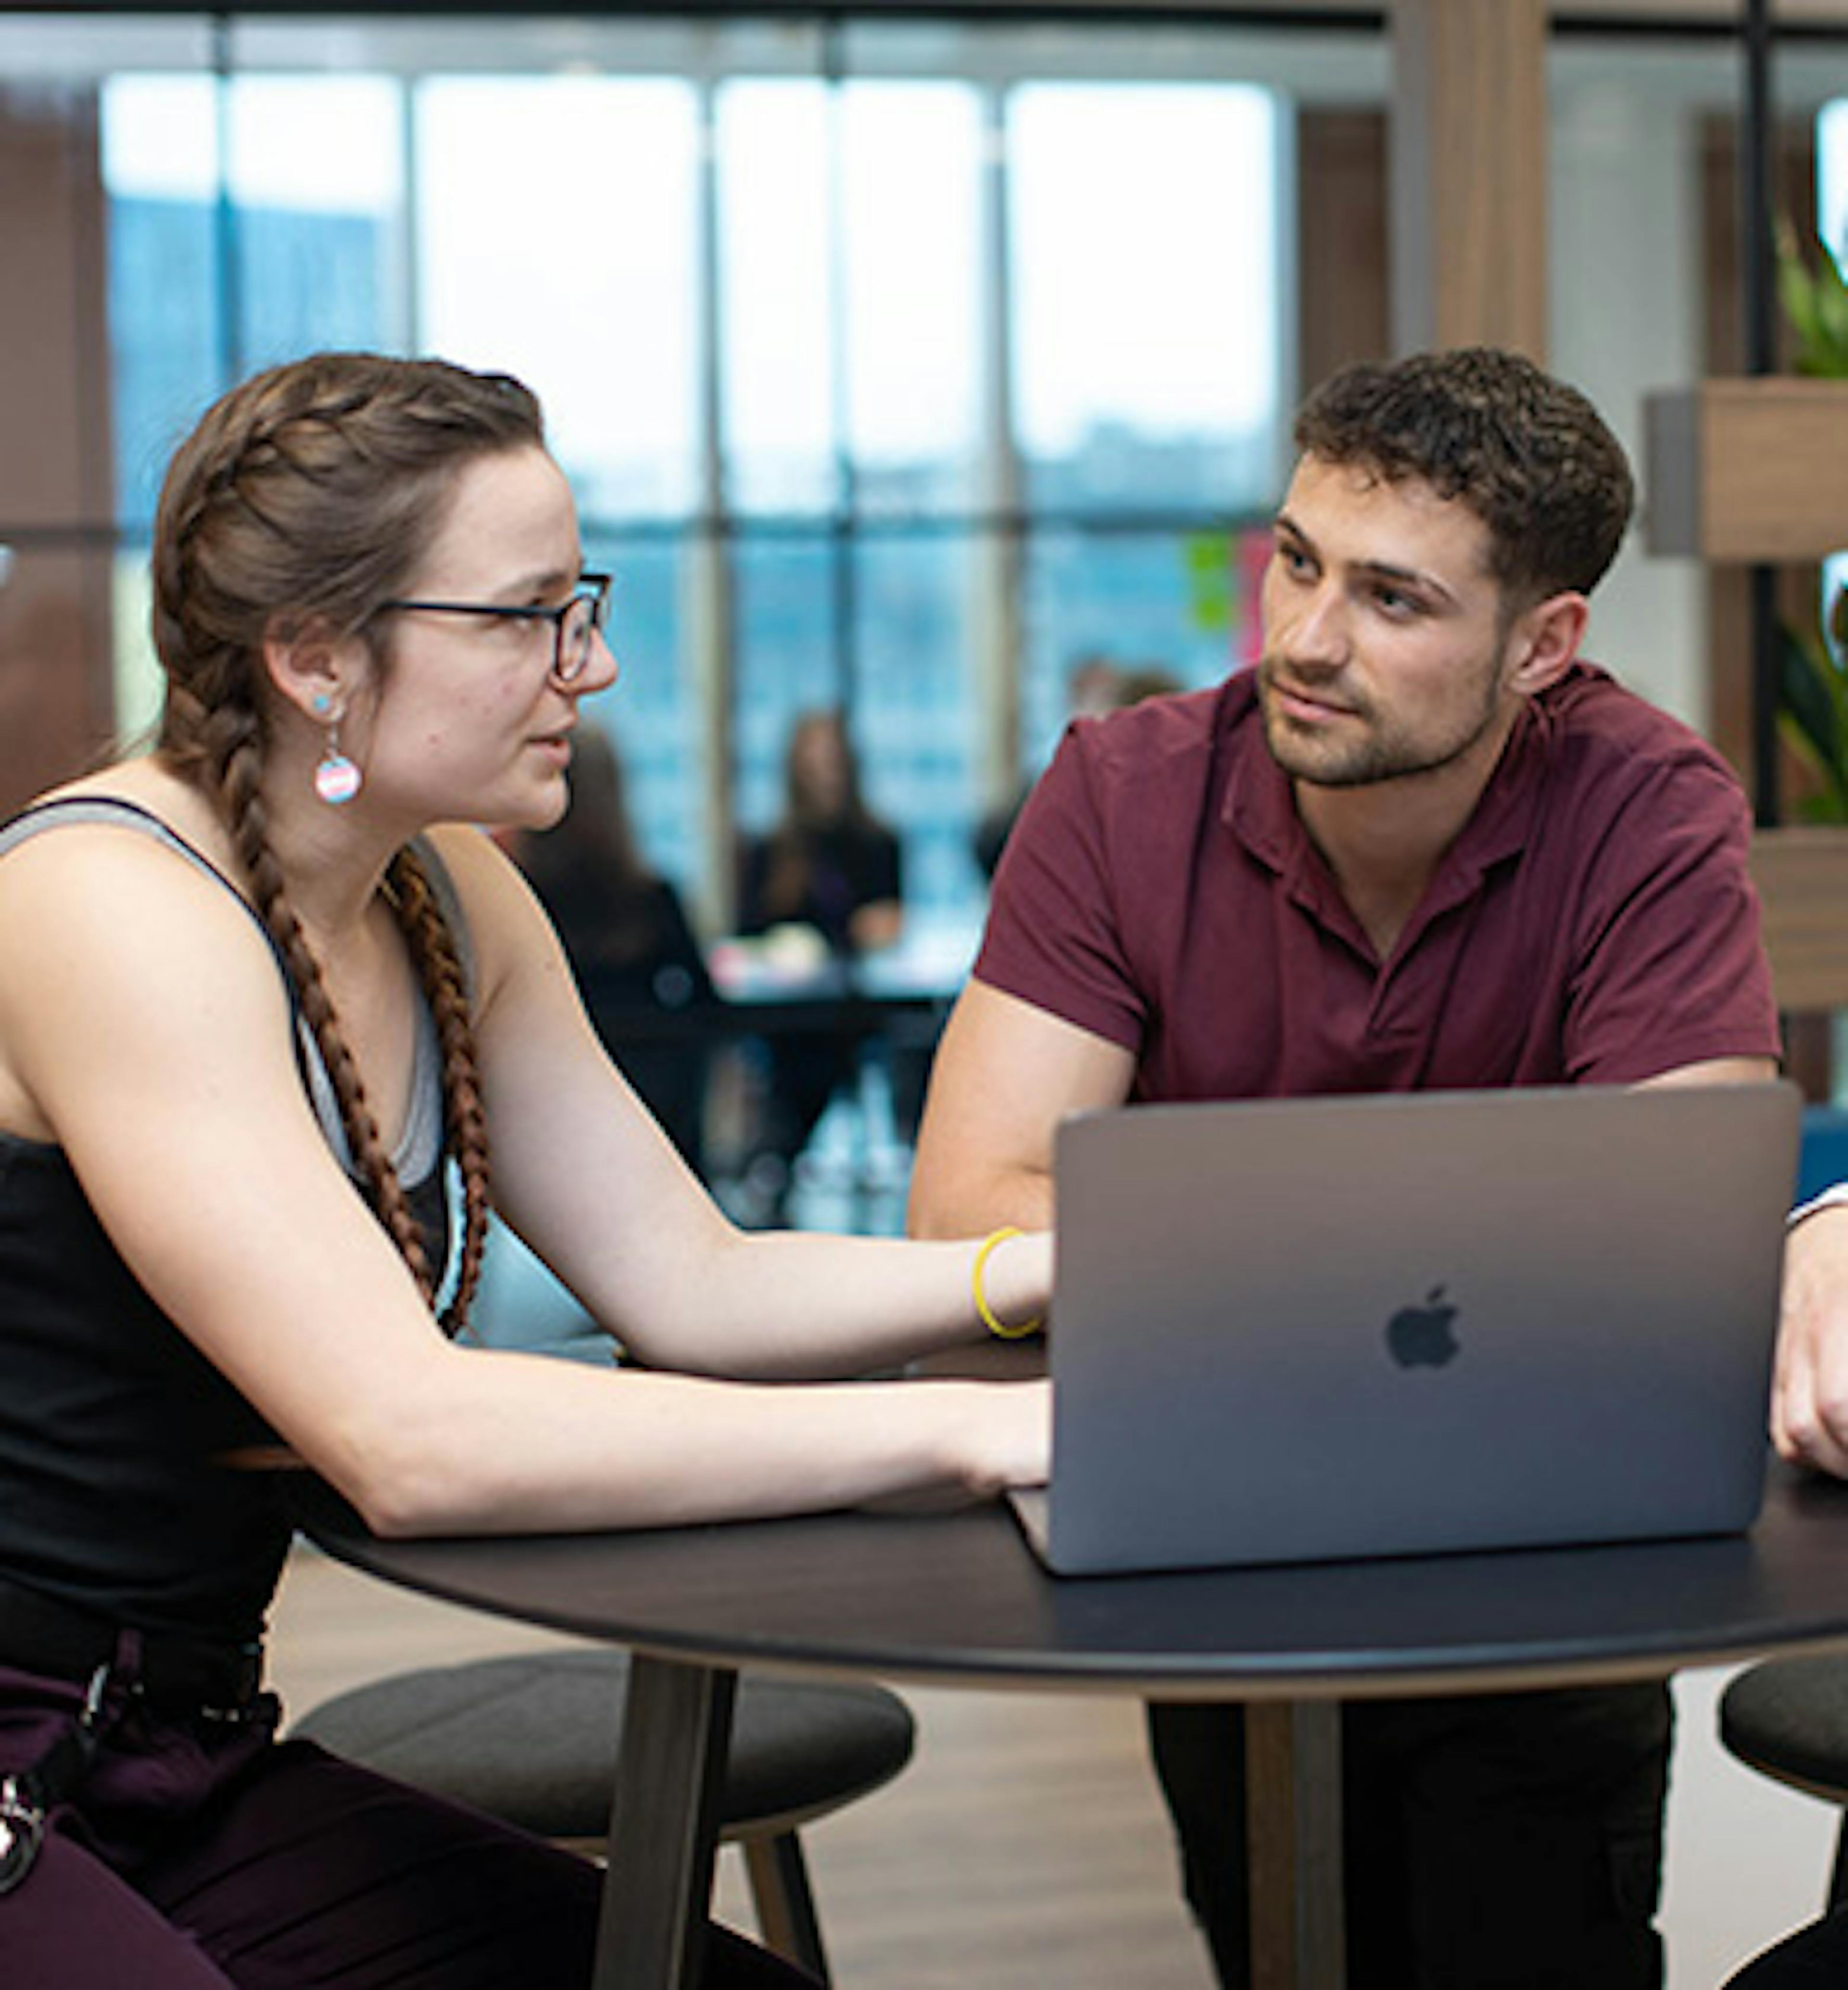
[742,1832,830,1984]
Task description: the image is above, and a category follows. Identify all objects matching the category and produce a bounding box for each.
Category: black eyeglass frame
[376,571,612,683]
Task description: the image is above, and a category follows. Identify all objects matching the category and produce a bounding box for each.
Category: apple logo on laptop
[1385,1284,1461,1368]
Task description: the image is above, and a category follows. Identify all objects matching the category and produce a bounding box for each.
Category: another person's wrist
[1788,1182,1848,1231]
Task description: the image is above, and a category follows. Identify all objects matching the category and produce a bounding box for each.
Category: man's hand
[1772,1202,1848,1478]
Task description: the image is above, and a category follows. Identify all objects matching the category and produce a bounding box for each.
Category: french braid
[151,354,544,1335]
[388,846,492,1332]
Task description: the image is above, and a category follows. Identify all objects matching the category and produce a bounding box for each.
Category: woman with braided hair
[0,351,1050,1987]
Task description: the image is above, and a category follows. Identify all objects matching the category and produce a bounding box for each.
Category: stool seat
[294,1645,914,1835]
[1720,1654,1848,1803]
[290,1646,916,1979]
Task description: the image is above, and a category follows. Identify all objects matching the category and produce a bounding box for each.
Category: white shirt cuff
[1790,1181,1848,1228]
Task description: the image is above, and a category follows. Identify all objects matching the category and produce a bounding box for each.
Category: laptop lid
[1019,1082,1800,1577]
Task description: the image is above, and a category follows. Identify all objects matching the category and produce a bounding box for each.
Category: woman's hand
[959,1374,1052,1494]
[860,1376,1052,1513]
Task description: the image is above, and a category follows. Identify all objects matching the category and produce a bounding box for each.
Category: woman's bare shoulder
[14,758,241,870]
[0,763,282,1043]
[0,777,295,1145]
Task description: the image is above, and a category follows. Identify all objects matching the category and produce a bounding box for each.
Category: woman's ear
[261,616,351,726]
[1504,591,1590,700]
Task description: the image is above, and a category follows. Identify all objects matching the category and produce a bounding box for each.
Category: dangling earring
[313,698,362,806]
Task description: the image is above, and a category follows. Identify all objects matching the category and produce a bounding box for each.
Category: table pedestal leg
[1246,1699,1346,1990]
[594,1655,738,1990]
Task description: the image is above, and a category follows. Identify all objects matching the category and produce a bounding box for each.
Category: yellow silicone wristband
[973,1226,1044,1341]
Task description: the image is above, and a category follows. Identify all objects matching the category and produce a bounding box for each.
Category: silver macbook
[1012,1082,1801,1576]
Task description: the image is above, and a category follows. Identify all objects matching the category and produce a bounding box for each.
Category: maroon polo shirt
[975,664,1780,1101]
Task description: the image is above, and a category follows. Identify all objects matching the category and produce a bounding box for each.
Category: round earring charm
[314,718,362,806]
[314,752,362,806]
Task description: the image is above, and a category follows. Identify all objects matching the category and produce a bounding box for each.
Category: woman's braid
[388,847,492,1335]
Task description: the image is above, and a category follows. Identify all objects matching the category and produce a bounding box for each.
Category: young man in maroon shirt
[910,347,1782,1990]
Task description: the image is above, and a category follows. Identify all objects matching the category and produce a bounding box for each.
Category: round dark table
[295,1463,1848,1990]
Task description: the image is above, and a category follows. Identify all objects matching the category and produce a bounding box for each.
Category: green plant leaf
[1777,216,1848,375]
[1781,618,1848,820]
[1818,252,1848,374]
[1781,623,1838,761]
[1777,707,1848,822]
[1781,257,1825,360]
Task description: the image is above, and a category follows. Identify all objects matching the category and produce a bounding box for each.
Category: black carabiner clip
[0,1773,44,1897]
[0,1663,113,1899]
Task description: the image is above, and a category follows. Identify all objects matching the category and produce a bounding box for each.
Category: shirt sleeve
[973,725,1149,1053]
[1564,752,1782,1085]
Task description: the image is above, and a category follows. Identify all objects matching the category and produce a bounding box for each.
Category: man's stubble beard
[1255,654,1507,792]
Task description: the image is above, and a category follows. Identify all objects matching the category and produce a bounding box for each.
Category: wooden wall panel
[1296,108,1390,396]
[1389,0,1548,360]
[1646,380,1848,564]
[0,89,118,810]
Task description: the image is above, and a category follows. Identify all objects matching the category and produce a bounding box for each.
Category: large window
[51,13,1296,935]
[24,10,1848,933]
[8,12,1311,939]
[1008,81,1282,511]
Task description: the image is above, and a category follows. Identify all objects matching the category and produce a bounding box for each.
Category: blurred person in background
[512,723,716,1174]
[736,709,904,1216]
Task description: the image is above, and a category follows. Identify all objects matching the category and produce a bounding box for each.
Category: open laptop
[1010,1082,1801,1577]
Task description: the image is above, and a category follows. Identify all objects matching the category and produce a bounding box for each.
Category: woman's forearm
[612,1224,1051,1379]
[332,1350,1049,1538]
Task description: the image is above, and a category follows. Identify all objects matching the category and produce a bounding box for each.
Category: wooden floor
[269,1541,1840,1990]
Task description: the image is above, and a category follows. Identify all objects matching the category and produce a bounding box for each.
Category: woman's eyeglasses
[377,572,612,685]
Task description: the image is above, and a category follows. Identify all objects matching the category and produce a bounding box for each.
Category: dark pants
[1726,1911,1848,1986]
[1734,1814,1848,1981]
[1148,1681,1672,1990]
[1,1664,813,1989]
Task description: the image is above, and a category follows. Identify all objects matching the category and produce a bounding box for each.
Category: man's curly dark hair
[1292,347,1633,608]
